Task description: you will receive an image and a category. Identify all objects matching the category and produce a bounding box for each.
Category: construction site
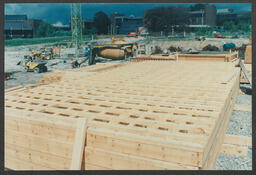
[4,3,252,171]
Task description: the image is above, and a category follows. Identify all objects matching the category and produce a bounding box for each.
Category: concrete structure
[119,16,143,34]
[110,13,125,35]
[188,5,217,26]
[110,14,143,35]
[4,15,42,39]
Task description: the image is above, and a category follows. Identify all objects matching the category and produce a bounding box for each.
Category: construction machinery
[88,38,137,65]
[195,36,206,41]
[137,43,147,57]
[127,25,147,37]
[214,33,225,38]
[24,48,56,60]
[22,59,48,73]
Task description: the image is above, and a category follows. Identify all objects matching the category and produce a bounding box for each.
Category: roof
[217,9,234,14]
[5,15,28,21]
[189,11,204,14]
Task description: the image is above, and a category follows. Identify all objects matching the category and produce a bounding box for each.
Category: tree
[237,22,250,32]
[223,21,236,32]
[189,4,207,11]
[93,11,110,34]
[36,22,56,37]
[144,6,189,34]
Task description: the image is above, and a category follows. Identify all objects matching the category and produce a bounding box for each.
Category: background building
[188,5,216,26]
[216,9,238,26]
[110,14,143,35]
[5,15,43,39]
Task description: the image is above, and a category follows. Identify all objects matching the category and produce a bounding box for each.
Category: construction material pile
[5,60,240,170]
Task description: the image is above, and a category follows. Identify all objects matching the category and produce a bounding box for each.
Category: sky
[5,3,251,25]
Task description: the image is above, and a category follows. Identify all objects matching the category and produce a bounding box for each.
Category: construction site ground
[4,37,252,170]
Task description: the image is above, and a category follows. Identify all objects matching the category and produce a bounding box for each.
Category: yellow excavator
[17,58,48,73]
[23,61,47,73]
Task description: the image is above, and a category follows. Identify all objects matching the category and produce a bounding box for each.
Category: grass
[5,34,127,47]
[5,36,73,47]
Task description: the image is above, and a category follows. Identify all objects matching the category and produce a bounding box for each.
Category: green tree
[144,6,189,34]
[36,22,56,37]
[189,4,208,11]
[223,21,236,32]
[93,11,110,34]
[237,23,250,31]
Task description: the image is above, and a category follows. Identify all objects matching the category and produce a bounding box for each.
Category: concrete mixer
[88,38,137,65]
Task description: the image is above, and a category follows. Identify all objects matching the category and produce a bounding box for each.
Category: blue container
[223,43,236,51]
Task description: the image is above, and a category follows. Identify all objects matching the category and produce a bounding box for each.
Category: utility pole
[71,3,82,49]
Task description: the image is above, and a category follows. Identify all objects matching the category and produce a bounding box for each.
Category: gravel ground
[236,93,252,106]
[226,110,252,136]
[215,152,252,170]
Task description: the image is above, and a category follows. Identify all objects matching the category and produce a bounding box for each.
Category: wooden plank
[5,86,25,94]
[221,144,248,156]
[239,59,252,85]
[85,163,110,170]
[233,104,251,112]
[5,108,84,170]
[5,143,71,169]
[5,129,74,159]
[5,156,52,170]
[86,127,203,167]
[85,147,199,170]
[224,134,251,146]
[70,118,88,170]
[221,72,235,84]
[244,45,251,64]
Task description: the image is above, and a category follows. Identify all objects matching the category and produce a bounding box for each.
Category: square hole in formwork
[105,112,120,116]
[66,100,81,104]
[93,118,109,123]
[39,110,55,115]
[52,105,68,110]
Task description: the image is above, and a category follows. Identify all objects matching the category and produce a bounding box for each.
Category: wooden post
[70,118,88,170]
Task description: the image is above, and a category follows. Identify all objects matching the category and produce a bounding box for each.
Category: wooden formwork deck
[5,60,240,170]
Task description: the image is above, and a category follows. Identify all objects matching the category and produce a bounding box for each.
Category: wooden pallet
[5,61,240,170]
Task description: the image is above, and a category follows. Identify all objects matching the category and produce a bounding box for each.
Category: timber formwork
[5,60,240,170]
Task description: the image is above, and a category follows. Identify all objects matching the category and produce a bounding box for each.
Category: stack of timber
[244,38,252,64]
[5,60,240,170]
[176,52,238,62]
[244,46,252,64]
[5,108,87,170]
[135,52,238,62]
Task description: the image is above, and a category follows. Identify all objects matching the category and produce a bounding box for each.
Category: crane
[71,4,82,49]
